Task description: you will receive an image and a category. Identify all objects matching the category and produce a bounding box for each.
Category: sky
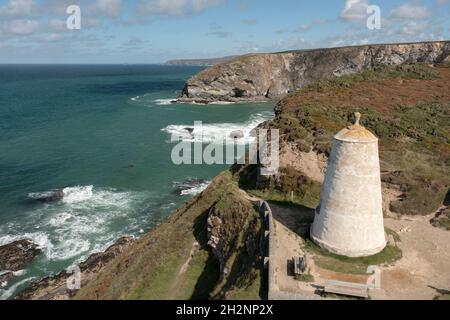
[0,0,449,63]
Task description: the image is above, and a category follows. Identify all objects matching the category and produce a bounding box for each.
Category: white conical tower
[310,113,386,257]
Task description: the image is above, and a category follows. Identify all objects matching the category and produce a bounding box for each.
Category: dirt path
[268,202,320,297]
[268,200,450,300]
[178,241,199,276]
[168,241,199,299]
[374,214,450,300]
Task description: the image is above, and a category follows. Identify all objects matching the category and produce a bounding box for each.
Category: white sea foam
[180,181,211,196]
[0,277,36,300]
[161,111,273,145]
[27,190,58,200]
[12,270,26,277]
[208,101,237,105]
[62,186,93,204]
[130,95,140,101]
[154,98,177,105]
[0,232,52,252]
[48,212,73,227]
[1,186,150,265]
[46,238,91,261]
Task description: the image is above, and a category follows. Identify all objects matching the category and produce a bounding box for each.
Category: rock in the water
[0,271,14,287]
[28,189,64,203]
[229,130,244,139]
[0,240,42,272]
[184,127,195,134]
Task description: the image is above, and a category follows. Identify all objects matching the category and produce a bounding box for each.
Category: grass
[270,63,450,216]
[76,171,265,300]
[233,164,322,209]
[300,63,439,94]
[295,273,315,283]
[431,207,450,231]
[385,227,401,243]
[207,187,265,299]
[304,238,402,275]
[221,268,263,300]
[247,189,320,209]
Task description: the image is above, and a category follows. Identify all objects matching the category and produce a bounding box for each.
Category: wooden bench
[324,280,369,299]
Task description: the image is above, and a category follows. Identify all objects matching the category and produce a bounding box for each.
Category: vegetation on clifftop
[260,63,450,216]
[304,237,402,275]
[431,207,450,231]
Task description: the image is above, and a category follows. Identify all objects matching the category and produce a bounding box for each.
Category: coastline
[5,42,450,300]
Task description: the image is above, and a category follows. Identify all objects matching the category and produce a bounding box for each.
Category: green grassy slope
[75,172,264,300]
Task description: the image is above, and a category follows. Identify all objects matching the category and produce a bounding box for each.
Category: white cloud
[390,3,431,19]
[207,31,230,38]
[399,21,429,35]
[0,0,37,17]
[49,19,66,32]
[191,0,222,12]
[92,0,123,17]
[6,19,39,35]
[139,0,188,16]
[138,0,223,16]
[43,33,63,42]
[241,18,257,25]
[340,0,369,20]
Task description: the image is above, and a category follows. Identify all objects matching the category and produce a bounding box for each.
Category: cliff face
[178,41,450,103]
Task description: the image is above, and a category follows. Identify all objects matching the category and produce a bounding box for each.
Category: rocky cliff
[165,55,241,66]
[178,41,450,103]
[14,47,450,301]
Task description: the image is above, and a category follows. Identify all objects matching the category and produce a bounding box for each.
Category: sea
[0,64,274,299]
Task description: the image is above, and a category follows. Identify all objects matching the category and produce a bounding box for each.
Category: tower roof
[334,112,378,143]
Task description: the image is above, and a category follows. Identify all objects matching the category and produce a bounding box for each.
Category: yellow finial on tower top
[334,112,378,143]
[354,112,361,126]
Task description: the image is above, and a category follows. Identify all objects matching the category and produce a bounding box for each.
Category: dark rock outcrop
[229,130,244,139]
[0,272,14,287]
[16,236,134,300]
[0,240,42,272]
[28,189,64,203]
[178,41,450,103]
[206,190,261,274]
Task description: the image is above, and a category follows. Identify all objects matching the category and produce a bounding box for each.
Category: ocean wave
[0,232,52,252]
[48,212,73,227]
[161,111,273,145]
[154,98,177,105]
[0,277,37,300]
[3,186,151,264]
[62,186,93,204]
[172,179,211,196]
[208,101,237,105]
[180,182,210,196]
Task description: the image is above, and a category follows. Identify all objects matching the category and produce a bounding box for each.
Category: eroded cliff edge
[178,41,450,103]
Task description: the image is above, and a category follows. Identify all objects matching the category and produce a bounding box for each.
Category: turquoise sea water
[0,65,274,298]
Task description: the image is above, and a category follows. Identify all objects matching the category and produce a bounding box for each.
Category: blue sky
[0,0,449,63]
